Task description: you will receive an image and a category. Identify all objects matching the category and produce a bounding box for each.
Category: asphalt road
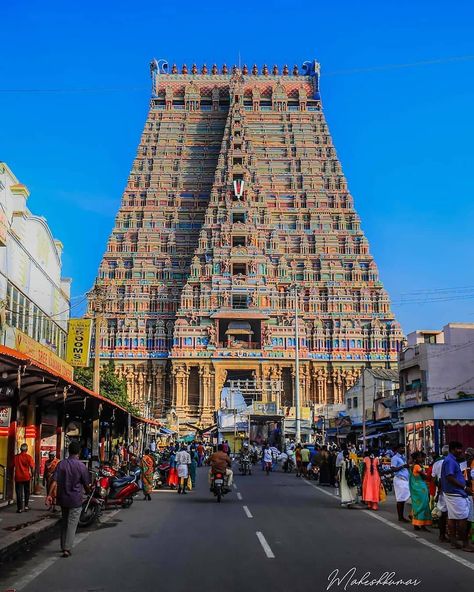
[1,464,473,592]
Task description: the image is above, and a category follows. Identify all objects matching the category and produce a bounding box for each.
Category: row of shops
[323,399,474,453]
[0,345,160,503]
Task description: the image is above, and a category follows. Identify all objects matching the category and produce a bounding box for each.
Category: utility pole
[294,284,301,443]
[89,284,107,394]
[361,367,366,450]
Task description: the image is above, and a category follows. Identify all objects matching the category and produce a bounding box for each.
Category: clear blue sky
[1,0,474,334]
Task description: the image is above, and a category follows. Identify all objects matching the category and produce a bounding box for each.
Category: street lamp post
[293,284,301,443]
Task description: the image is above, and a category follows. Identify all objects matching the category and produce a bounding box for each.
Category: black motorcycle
[239,454,252,476]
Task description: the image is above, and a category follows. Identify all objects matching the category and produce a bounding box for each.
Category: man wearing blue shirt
[391,444,410,522]
[441,441,473,552]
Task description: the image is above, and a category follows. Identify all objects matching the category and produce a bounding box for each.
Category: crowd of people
[10,435,474,558]
[280,439,474,553]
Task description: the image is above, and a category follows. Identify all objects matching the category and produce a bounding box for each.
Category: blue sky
[1,0,474,333]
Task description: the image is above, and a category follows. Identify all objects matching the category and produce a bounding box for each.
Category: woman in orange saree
[140,449,155,501]
[362,452,381,510]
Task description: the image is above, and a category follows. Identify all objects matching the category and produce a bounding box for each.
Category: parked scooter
[79,465,141,526]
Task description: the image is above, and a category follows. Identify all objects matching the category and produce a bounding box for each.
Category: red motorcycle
[79,465,141,526]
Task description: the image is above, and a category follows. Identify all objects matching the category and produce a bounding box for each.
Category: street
[1,465,473,592]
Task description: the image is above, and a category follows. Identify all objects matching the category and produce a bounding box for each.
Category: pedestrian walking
[263,443,273,475]
[317,446,331,486]
[47,440,90,558]
[338,449,359,508]
[197,442,205,467]
[189,446,198,488]
[140,448,154,501]
[300,445,310,478]
[176,444,191,494]
[361,451,381,510]
[167,449,179,488]
[441,441,474,551]
[391,444,410,523]
[408,451,432,531]
[14,443,35,513]
[43,452,59,512]
[295,443,302,477]
[432,445,449,542]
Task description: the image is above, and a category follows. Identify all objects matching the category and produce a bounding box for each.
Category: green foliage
[74,366,93,390]
[74,361,140,416]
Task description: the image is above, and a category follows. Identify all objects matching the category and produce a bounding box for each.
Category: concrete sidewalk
[0,494,60,561]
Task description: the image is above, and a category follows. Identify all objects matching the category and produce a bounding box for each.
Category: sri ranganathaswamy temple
[90,60,403,425]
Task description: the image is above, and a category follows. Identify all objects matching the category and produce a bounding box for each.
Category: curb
[0,516,60,562]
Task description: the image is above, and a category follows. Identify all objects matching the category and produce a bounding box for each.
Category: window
[347,399,352,409]
[353,397,358,408]
[232,212,246,224]
[232,263,246,275]
[232,236,246,247]
[232,294,248,309]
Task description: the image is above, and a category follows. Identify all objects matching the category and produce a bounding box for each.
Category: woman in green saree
[409,451,432,531]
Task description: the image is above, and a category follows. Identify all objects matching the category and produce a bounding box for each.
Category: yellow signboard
[66,319,92,368]
[284,406,312,420]
[15,330,74,381]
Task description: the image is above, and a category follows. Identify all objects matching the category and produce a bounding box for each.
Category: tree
[74,361,140,416]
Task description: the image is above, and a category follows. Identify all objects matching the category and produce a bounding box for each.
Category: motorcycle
[210,470,228,503]
[79,471,104,527]
[239,454,252,476]
[282,454,296,473]
[381,473,393,493]
[154,460,172,489]
[79,465,141,527]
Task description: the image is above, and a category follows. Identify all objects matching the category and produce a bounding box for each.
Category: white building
[0,162,71,357]
[399,324,474,452]
[344,368,399,424]
[399,324,474,406]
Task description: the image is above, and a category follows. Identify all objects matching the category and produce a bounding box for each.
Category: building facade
[0,162,72,499]
[0,162,71,357]
[399,323,474,451]
[92,60,403,424]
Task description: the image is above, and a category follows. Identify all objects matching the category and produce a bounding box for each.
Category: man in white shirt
[176,444,191,494]
[391,444,410,522]
[263,445,273,475]
[432,445,449,542]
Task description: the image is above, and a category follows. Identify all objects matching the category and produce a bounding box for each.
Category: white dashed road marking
[256,531,275,559]
[237,492,243,501]
[243,505,253,518]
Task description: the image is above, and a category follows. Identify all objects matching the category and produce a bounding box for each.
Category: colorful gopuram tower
[91,60,403,422]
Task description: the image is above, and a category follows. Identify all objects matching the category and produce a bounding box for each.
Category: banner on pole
[66,319,92,367]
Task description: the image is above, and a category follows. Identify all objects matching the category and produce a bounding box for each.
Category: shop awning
[358,429,400,441]
[159,427,176,435]
[0,345,159,427]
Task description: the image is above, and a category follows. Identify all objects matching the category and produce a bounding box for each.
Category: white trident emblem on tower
[233,179,245,199]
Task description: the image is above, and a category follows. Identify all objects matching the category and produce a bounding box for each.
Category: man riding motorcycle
[208,444,233,491]
[239,443,252,475]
